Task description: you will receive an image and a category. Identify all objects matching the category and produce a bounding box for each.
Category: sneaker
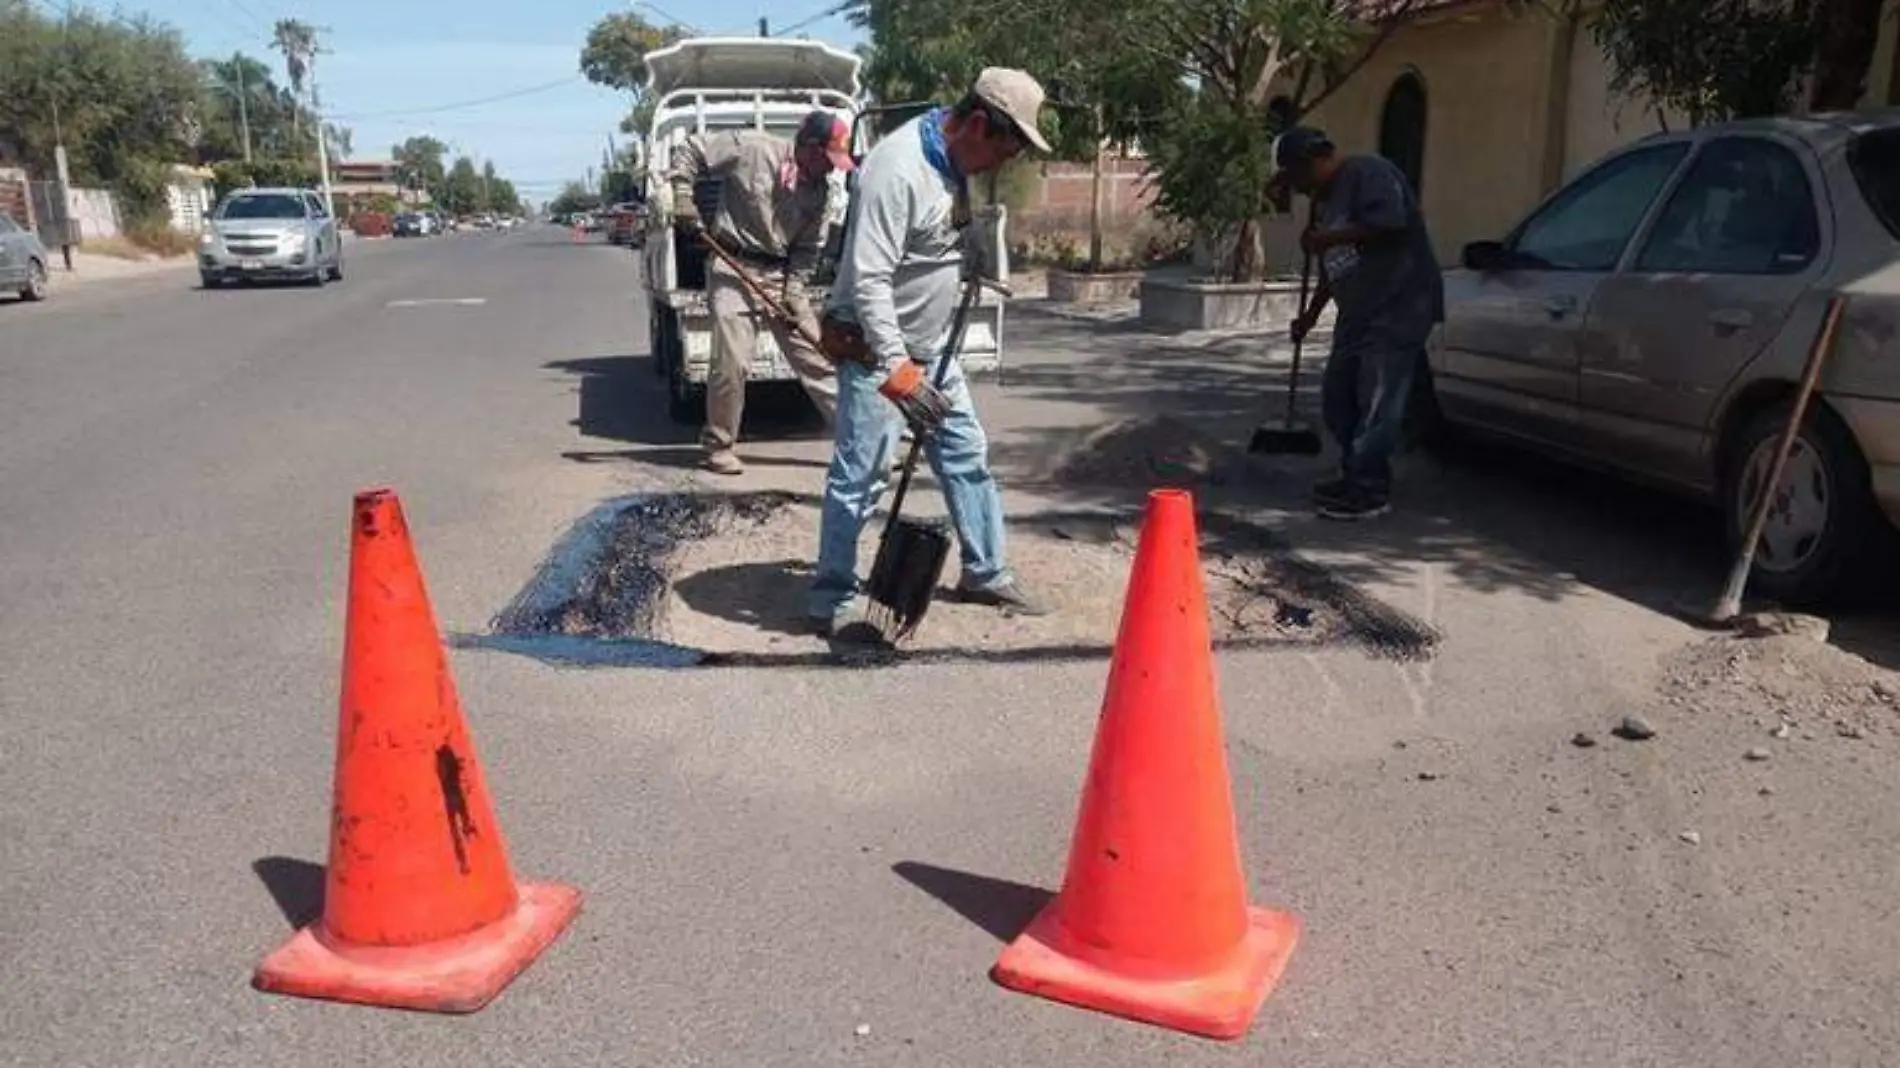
[1317,488,1391,521]
[956,578,1050,616]
[704,450,744,476]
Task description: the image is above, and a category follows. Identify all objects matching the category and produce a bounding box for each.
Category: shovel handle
[698,233,826,352]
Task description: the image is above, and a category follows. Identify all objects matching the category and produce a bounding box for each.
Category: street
[5,227,1900,1067]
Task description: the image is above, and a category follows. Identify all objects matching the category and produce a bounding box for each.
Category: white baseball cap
[971,67,1052,154]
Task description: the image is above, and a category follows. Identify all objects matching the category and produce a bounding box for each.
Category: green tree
[0,0,203,224]
[1588,0,1817,125]
[579,12,687,140]
[391,135,448,200]
[549,181,601,217]
[441,155,482,215]
[852,0,1422,280]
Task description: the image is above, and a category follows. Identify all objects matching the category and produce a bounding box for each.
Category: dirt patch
[1657,631,1900,741]
[1048,415,1254,490]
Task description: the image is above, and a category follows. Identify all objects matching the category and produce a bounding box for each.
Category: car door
[1436,139,1692,447]
[1575,133,1828,488]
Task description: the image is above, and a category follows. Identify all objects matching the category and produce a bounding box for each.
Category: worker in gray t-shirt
[1274,126,1444,521]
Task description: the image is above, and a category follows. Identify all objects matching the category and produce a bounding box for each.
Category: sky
[136,0,866,202]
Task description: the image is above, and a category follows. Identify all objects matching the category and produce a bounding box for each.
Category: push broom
[1248,200,1325,456]
[863,266,990,644]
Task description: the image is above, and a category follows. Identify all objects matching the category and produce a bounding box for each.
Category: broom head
[866,514,953,642]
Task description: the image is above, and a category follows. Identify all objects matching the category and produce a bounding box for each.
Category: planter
[1138,274,1302,331]
[1046,268,1143,305]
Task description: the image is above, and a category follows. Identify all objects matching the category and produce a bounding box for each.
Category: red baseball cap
[797,110,855,172]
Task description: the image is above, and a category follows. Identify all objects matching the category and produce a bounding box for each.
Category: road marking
[385,297,487,308]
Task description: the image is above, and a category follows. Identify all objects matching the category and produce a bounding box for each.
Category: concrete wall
[66,187,120,241]
[1306,5,1561,261]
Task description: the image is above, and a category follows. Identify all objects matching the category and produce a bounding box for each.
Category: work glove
[675,210,703,240]
[878,360,952,436]
[1290,307,1320,346]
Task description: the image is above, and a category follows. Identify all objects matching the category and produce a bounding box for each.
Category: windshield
[1850,128,1900,241]
[217,194,306,220]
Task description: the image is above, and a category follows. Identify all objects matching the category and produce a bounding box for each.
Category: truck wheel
[650,306,669,377]
[1722,401,1896,606]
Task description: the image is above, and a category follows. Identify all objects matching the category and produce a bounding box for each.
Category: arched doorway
[1379,71,1428,196]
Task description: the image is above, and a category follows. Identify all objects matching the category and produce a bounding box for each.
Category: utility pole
[51,0,75,270]
[235,59,254,164]
[301,26,337,216]
[758,16,768,35]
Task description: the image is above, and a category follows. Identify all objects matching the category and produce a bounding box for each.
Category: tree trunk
[1809,0,1886,111]
[1094,103,1109,269]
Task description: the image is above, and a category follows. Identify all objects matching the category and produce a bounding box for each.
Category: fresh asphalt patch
[459,489,1441,669]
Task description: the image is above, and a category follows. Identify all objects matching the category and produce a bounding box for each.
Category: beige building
[1302,0,1900,260]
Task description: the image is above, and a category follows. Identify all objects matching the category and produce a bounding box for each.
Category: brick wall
[1020,156,1154,231]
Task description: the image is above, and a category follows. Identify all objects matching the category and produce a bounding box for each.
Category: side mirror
[1462,240,1508,271]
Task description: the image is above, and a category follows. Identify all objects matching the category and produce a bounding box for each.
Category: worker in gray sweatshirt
[807,68,1052,639]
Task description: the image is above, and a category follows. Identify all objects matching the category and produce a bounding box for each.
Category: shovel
[863,269,992,645]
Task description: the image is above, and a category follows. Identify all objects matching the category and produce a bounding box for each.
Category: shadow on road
[544,353,829,452]
[893,861,1051,943]
[671,558,817,638]
[253,856,325,928]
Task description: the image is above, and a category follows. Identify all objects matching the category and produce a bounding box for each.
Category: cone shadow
[893,861,1052,943]
[253,856,325,929]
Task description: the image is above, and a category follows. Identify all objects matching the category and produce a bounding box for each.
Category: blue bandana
[918,107,965,194]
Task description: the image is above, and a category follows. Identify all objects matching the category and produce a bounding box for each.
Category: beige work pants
[702,258,839,454]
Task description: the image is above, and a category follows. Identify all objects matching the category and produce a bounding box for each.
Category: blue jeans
[1321,329,1425,497]
[808,354,1011,620]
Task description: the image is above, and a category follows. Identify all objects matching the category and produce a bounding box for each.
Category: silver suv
[199,188,343,288]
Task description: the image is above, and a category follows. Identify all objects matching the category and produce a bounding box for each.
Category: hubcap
[1738,433,1830,574]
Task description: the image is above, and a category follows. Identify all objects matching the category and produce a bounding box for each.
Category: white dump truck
[640,36,1009,422]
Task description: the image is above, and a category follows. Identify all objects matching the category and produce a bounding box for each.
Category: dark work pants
[1321,328,1428,498]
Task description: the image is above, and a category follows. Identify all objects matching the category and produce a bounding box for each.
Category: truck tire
[649,305,669,377]
[668,359,706,423]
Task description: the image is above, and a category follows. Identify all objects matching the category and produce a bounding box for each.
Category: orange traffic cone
[991,488,1300,1040]
[253,488,582,1013]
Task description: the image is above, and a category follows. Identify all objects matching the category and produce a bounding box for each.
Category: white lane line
[385,297,488,308]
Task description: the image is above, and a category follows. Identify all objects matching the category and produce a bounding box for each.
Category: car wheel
[1722,402,1894,606]
[307,268,327,288]
[21,257,48,301]
[200,272,221,290]
[328,258,344,282]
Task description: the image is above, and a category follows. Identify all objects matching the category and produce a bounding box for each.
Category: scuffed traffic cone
[253,488,581,1013]
[991,488,1300,1040]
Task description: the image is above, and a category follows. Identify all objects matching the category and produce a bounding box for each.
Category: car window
[1510,141,1690,271]
[1848,127,1900,241]
[218,194,308,220]
[1634,136,1820,275]
[304,194,328,218]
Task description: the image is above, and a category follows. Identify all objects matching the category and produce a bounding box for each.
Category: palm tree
[271,19,317,143]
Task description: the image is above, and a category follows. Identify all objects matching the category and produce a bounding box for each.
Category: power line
[772,1,851,37]
[327,76,585,121]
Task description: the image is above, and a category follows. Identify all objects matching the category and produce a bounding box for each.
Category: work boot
[956,577,1050,616]
[1317,485,1391,522]
[704,449,744,476]
[1310,476,1351,505]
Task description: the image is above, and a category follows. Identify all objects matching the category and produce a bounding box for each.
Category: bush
[123,217,195,257]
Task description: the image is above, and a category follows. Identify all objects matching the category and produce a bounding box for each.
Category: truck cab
[640,36,1009,423]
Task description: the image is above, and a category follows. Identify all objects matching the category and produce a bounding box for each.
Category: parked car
[0,213,50,302]
[199,188,344,287]
[392,212,436,237]
[1425,111,1900,604]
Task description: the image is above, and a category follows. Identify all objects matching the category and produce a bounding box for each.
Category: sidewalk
[45,249,194,290]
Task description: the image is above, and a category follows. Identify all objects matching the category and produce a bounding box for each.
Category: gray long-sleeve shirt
[824,114,967,369]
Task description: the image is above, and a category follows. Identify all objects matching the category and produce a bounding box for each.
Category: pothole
[468,490,1439,668]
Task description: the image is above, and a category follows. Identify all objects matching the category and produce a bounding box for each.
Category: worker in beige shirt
[669,110,853,476]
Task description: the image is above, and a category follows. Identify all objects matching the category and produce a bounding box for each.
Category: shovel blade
[867,516,952,641]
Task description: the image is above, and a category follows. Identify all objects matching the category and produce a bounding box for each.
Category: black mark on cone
[435,744,477,874]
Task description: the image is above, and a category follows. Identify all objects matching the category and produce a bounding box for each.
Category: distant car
[0,213,50,302]
[199,188,343,288]
[1427,110,1900,604]
[607,202,647,247]
[392,212,435,237]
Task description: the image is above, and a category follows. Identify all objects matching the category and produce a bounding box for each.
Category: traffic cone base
[993,904,1301,1040]
[254,881,581,1014]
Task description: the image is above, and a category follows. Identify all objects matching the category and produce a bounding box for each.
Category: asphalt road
[3,227,1897,1067]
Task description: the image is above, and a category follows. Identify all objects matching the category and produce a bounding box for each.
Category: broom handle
[882,270,985,537]
[1283,195,1320,424]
